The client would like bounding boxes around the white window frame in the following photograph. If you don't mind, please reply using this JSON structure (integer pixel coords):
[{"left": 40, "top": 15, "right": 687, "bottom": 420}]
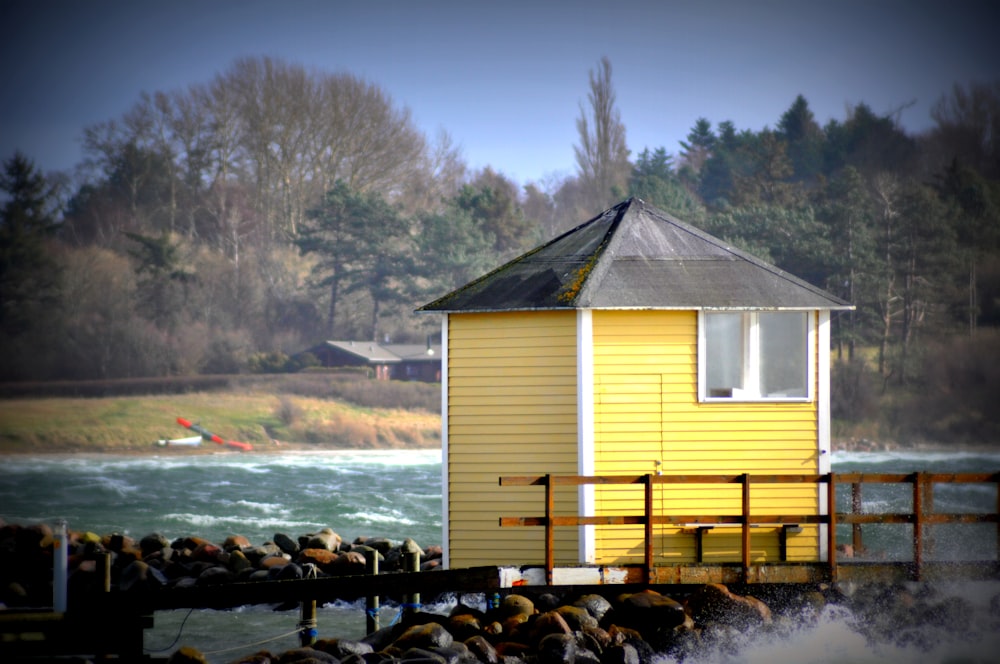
[{"left": 698, "top": 310, "right": 815, "bottom": 403}]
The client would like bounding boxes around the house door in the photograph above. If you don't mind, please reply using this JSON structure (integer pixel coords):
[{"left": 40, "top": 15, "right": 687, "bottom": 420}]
[{"left": 592, "top": 373, "right": 669, "bottom": 565}]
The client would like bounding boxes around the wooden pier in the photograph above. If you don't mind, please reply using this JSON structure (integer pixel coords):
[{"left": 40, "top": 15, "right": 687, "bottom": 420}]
[{"left": 2, "top": 471, "right": 998, "bottom": 661}]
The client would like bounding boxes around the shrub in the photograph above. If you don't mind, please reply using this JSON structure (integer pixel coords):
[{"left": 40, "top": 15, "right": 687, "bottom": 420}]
[
  {"left": 831, "top": 358, "right": 878, "bottom": 421},
  {"left": 899, "top": 331, "right": 1000, "bottom": 444},
  {"left": 247, "top": 351, "right": 291, "bottom": 374},
  {"left": 275, "top": 396, "right": 303, "bottom": 426}
]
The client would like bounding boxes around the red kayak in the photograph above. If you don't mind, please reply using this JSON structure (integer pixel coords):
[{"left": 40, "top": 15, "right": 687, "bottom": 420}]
[{"left": 176, "top": 417, "right": 253, "bottom": 451}]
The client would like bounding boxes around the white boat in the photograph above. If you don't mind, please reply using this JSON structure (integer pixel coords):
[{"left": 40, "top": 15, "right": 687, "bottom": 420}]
[{"left": 154, "top": 435, "right": 203, "bottom": 447}]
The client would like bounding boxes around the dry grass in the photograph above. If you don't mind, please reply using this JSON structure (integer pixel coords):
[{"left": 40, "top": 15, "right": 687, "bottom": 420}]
[{"left": 0, "top": 389, "right": 440, "bottom": 454}]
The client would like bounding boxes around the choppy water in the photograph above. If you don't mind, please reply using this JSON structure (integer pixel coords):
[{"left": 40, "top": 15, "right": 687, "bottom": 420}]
[
  {"left": 2, "top": 448, "right": 999, "bottom": 663},
  {"left": 0, "top": 449, "right": 443, "bottom": 547}
]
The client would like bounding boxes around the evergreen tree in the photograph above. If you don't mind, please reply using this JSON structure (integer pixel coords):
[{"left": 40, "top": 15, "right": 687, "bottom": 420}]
[
  {"left": 933, "top": 159, "right": 1000, "bottom": 331},
  {"left": 123, "top": 231, "right": 193, "bottom": 335},
  {"left": 0, "top": 152, "right": 61, "bottom": 335},
  {"left": 298, "top": 182, "right": 409, "bottom": 340},
  {"left": 777, "top": 94, "right": 825, "bottom": 181},
  {"left": 452, "top": 169, "right": 537, "bottom": 257},
  {"left": 628, "top": 147, "right": 706, "bottom": 224},
  {"left": 817, "top": 166, "right": 878, "bottom": 358},
  {"left": 678, "top": 118, "right": 716, "bottom": 185}
]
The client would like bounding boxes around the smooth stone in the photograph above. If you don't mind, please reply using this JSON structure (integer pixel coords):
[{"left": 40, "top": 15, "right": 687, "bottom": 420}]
[
  {"left": 274, "top": 532, "right": 300, "bottom": 556},
  {"left": 392, "top": 622, "right": 454, "bottom": 652},
  {"left": 684, "top": 583, "right": 772, "bottom": 629},
  {"left": 140, "top": 532, "right": 170, "bottom": 558}
]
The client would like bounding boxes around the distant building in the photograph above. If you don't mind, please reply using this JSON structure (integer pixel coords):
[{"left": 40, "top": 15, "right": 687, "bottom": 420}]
[{"left": 304, "top": 340, "right": 441, "bottom": 382}]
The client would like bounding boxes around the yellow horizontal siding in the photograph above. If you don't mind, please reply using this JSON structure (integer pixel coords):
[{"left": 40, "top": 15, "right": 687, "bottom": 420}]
[
  {"left": 590, "top": 310, "right": 821, "bottom": 564},
  {"left": 446, "top": 311, "right": 579, "bottom": 569}
]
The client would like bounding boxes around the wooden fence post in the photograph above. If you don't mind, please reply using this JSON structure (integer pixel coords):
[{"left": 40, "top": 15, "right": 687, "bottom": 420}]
[
  {"left": 545, "top": 474, "right": 554, "bottom": 585},
  {"left": 644, "top": 474, "right": 654, "bottom": 583},
  {"left": 827, "top": 472, "right": 838, "bottom": 582},
  {"left": 741, "top": 473, "right": 751, "bottom": 583},
  {"left": 912, "top": 472, "right": 924, "bottom": 581},
  {"left": 851, "top": 482, "right": 863, "bottom": 554}
]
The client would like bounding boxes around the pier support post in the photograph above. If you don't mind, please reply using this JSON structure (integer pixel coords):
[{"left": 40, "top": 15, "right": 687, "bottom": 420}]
[
  {"left": 299, "top": 600, "right": 317, "bottom": 647},
  {"left": 101, "top": 552, "right": 111, "bottom": 593},
  {"left": 365, "top": 549, "right": 380, "bottom": 634},
  {"left": 53, "top": 520, "right": 67, "bottom": 613},
  {"left": 402, "top": 539, "right": 422, "bottom": 620}
]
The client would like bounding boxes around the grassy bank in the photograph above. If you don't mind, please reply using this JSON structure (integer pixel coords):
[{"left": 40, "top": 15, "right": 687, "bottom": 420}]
[{"left": 0, "top": 375, "right": 441, "bottom": 454}]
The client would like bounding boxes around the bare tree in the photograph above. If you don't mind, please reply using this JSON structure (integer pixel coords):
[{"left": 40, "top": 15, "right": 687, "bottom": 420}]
[
  {"left": 211, "top": 57, "right": 428, "bottom": 240},
  {"left": 574, "top": 56, "right": 630, "bottom": 212},
  {"left": 930, "top": 80, "right": 1000, "bottom": 178},
  {"left": 872, "top": 173, "right": 901, "bottom": 380}
]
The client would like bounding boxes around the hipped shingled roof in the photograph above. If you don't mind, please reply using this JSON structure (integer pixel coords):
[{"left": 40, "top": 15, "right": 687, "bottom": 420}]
[{"left": 418, "top": 198, "right": 852, "bottom": 313}]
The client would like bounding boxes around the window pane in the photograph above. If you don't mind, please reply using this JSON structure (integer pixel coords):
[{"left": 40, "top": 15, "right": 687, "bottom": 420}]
[
  {"left": 705, "top": 313, "right": 744, "bottom": 397},
  {"left": 759, "top": 313, "right": 807, "bottom": 397}
]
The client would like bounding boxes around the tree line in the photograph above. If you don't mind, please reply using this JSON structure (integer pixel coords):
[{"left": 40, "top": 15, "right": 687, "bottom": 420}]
[{"left": 2, "top": 56, "right": 999, "bottom": 440}]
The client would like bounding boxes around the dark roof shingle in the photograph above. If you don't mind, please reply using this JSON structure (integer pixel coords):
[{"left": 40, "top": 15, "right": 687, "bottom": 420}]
[{"left": 418, "top": 198, "right": 852, "bottom": 313}]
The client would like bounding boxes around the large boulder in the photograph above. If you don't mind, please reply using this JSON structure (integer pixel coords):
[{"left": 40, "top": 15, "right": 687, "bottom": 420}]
[
  {"left": 301, "top": 528, "right": 341, "bottom": 552},
  {"left": 191, "top": 542, "right": 223, "bottom": 564},
  {"left": 555, "top": 604, "right": 599, "bottom": 631},
  {"left": 223, "top": 535, "right": 251, "bottom": 551},
  {"left": 463, "top": 635, "right": 498, "bottom": 664},
  {"left": 528, "top": 610, "right": 574, "bottom": 647},
  {"left": 313, "top": 637, "right": 373, "bottom": 659},
  {"left": 120, "top": 560, "right": 168, "bottom": 591},
  {"left": 274, "top": 646, "right": 338, "bottom": 662},
  {"left": 327, "top": 550, "right": 366, "bottom": 576},
  {"left": 227, "top": 549, "right": 252, "bottom": 574},
  {"left": 355, "top": 536, "right": 395, "bottom": 554},
  {"left": 298, "top": 548, "right": 338, "bottom": 573},
  {"left": 573, "top": 594, "right": 613, "bottom": 622},
  {"left": 274, "top": 533, "right": 300, "bottom": 556},
  {"left": 536, "top": 633, "right": 577, "bottom": 664},
  {"left": 391, "top": 621, "right": 454, "bottom": 652},
  {"left": 196, "top": 565, "right": 235, "bottom": 585},
  {"left": 611, "top": 589, "right": 686, "bottom": 631},
  {"left": 139, "top": 533, "right": 170, "bottom": 558},
  {"left": 684, "top": 583, "right": 772, "bottom": 630},
  {"left": 498, "top": 594, "right": 535, "bottom": 620}
]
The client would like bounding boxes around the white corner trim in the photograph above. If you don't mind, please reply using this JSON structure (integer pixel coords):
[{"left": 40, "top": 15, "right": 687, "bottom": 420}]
[
  {"left": 440, "top": 315, "right": 450, "bottom": 569},
  {"left": 577, "top": 309, "right": 595, "bottom": 564},
  {"left": 817, "top": 310, "right": 831, "bottom": 561}
]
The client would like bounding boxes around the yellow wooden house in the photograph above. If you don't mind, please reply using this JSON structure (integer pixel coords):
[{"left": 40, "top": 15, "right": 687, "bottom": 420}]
[{"left": 418, "top": 198, "right": 852, "bottom": 571}]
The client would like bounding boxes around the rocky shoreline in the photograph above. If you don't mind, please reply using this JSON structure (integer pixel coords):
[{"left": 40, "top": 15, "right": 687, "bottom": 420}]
[{"left": 3, "top": 522, "right": 998, "bottom": 664}]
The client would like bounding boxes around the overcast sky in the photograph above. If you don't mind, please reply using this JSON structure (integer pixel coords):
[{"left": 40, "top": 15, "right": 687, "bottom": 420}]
[{"left": 1, "top": 0, "right": 997, "bottom": 186}]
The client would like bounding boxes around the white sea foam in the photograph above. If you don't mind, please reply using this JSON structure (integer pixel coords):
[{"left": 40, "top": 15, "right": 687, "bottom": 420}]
[
  {"left": 81, "top": 475, "right": 139, "bottom": 496},
  {"left": 232, "top": 500, "right": 287, "bottom": 513},
  {"left": 347, "top": 510, "right": 417, "bottom": 526},
  {"left": 832, "top": 449, "right": 1000, "bottom": 466},
  {"left": 258, "top": 449, "right": 442, "bottom": 469},
  {"left": 161, "top": 512, "right": 323, "bottom": 533}
]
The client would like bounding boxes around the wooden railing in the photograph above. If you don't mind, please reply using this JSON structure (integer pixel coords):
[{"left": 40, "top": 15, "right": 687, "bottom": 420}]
[{"left": 499, "top": 472, "right": 1000, "bottom": 584}]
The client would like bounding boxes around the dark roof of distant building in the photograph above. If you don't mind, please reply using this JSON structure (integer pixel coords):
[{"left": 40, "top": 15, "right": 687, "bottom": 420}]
[
  {"left": 418, "top": 197, "right": 852, "bottom": 313},
  {"left": 313, "top": 341, "right": 441, "bottom": 363}
]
